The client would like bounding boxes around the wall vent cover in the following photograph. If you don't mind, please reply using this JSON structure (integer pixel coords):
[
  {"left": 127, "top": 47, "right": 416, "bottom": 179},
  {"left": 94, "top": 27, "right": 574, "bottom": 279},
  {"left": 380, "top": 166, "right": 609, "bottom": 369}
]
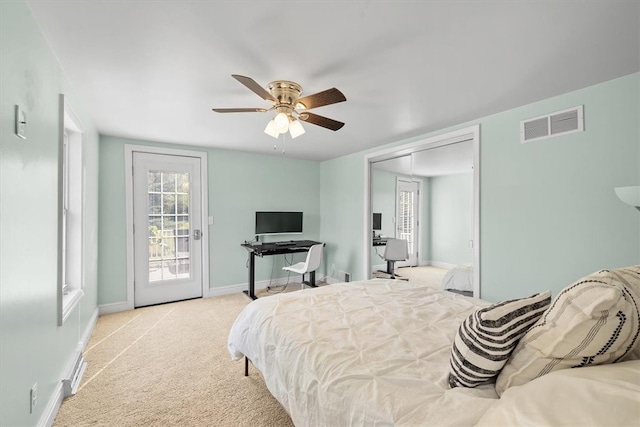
[{"left": 520, "top": 105, "right": 584, "bottom": 143}]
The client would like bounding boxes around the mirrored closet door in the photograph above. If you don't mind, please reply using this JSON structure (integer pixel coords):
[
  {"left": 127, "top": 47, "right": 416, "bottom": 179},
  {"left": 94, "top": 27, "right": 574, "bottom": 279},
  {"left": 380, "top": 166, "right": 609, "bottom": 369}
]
[{"left": 367, "top": 127, "right": 479, "bottom": 297}]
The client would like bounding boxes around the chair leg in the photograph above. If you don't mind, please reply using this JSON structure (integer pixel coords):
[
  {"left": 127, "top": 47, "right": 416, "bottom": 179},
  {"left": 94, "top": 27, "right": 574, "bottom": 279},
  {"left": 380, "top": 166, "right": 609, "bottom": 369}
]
[
  {"left": 244, "top": 356, "right": 249, "bottom": 377},
  {"left": 301, "top": 273, "right": 305, "bottom": 290}
]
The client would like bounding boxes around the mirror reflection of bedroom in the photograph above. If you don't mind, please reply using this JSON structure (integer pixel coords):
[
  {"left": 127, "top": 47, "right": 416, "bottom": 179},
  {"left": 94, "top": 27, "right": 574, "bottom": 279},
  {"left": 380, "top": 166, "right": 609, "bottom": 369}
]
[{"left": 371, "top": 140, "right": 476, "bottom": 296}]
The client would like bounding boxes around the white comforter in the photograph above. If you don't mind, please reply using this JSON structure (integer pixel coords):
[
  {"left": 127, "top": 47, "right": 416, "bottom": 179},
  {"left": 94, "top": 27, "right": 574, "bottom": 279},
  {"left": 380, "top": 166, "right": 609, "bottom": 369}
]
[
  {"left": 228, "top": 280, "right": 499, "bottom": 426},
  {"left": 442, "top": 264, "right": 473, "bottom": 292}
]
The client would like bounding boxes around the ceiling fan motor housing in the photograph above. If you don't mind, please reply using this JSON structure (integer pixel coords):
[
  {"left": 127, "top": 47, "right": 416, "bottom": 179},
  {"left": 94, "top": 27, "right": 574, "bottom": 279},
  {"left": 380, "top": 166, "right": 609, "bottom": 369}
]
[{"left": 268, "top": 81, "right": 304, "bottom": 110}]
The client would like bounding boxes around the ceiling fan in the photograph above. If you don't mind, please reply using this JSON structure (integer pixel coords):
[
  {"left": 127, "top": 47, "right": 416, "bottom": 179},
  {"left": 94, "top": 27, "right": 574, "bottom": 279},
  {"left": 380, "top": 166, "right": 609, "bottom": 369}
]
[{"left": 212, "top": 75, "right": 346, "bottom": 139}]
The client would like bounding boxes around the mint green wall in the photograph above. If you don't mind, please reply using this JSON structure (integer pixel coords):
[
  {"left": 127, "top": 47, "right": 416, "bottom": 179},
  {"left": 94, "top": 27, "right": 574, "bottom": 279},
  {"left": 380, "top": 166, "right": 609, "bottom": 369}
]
[
  {"left": 0, "top": 2, "right": 100, "bottom": 425},
  {"left": 480, "top": 73, "right": 639, "bottom": 301},
  {"left": 320, "top": 73, "right": 639, "bottom": 302},
  {"left": 429, "top": 173, "right": 473, "bottom": 265},
  {"left": 318, "top": 153, "right": 364, "bottom": 279},
  {"left": 98, "top": 136, "right": 321, "bottom": 305}
]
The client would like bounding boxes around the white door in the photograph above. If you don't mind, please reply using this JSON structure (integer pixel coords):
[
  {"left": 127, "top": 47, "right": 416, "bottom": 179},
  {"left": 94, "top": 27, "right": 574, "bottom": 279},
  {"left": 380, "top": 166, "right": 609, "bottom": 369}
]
[
  {"left": 133, "top": 152, "right": 203, "bottom": 307},
  {"left": 396, "top": 179, "right": 419, "bottom": 267}
]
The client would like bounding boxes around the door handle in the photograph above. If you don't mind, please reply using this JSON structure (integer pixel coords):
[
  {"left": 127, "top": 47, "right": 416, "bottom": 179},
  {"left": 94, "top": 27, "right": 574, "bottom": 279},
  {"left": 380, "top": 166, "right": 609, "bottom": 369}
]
[{"left": 193, "top": 229, "right": 202, "bottom": 240}]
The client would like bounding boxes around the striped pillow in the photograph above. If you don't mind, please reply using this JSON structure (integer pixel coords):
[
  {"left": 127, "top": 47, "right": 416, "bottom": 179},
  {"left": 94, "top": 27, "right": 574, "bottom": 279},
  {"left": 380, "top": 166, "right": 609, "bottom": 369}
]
[{"left": 449, "top": 291, "right": 551, "bottom": 388}]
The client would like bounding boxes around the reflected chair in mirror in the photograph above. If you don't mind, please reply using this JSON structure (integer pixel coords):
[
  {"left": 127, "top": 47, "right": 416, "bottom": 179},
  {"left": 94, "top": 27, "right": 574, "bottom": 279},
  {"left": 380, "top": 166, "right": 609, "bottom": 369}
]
[
  {"left": 282, "top": 244, "right": 324, "bottom": 290},
  {"left": 381, "top": 238, "right": 408, "bottom": 279}
]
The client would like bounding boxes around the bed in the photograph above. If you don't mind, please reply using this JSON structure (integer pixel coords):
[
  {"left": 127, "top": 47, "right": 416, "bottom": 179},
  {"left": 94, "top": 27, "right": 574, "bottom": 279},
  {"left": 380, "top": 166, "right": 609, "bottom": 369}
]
[
  {"left": 441, "top": 263, "right": 473, "bottom": 293},
  {"left": 228, "top": 266, "right": 640, "bottom": 426}
]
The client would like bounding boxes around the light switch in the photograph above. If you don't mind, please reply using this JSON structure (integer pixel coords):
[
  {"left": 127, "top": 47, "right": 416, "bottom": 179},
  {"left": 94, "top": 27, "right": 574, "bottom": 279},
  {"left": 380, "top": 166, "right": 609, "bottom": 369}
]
[
  {"left": 15, "top": 105, "right": 26, "bottom": 139},
  {"left": 208, "top": 216, "right": 214, "bottom": 225}
]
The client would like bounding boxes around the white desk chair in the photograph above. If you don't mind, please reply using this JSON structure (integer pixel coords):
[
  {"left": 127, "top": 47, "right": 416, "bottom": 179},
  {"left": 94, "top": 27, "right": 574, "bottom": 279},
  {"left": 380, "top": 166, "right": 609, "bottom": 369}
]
[
  {"left": 382, "top": 238, "right": 408, "bottom": 279},
  {"left": 282, "top": 244, "right": 324, "bottom": 290}
]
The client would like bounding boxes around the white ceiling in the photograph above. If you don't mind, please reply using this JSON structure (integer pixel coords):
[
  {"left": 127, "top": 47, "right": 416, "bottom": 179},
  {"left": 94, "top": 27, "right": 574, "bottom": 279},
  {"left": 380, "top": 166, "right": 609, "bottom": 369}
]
[{"left": 26, "top": 1, "right": 639, "bottom": 162}]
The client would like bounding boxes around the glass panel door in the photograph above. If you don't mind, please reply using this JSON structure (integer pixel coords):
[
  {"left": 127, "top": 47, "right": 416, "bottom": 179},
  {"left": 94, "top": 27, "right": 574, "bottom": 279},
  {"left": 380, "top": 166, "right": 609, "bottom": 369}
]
[{"left": 133, "top": 152, "right": 202, "bottom": 307}]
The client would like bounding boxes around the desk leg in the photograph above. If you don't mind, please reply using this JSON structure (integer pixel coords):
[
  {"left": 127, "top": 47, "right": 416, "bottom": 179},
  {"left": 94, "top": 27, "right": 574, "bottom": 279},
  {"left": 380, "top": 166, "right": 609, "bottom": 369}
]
[{"left": 243, "top": 252, "right": 257, "bottom": 300}]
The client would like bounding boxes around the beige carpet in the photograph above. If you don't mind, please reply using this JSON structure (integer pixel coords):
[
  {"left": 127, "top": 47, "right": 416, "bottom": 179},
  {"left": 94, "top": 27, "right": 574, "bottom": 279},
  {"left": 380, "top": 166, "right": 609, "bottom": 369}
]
[
  {"left": 54, "top": 294, "right": 293, "bottom": 427},
  {"left": 54, "top": 270, "right": 446, "bottom": 426},
  {"left": 373, "top": 265, "right": 448, "bottom": 289}
]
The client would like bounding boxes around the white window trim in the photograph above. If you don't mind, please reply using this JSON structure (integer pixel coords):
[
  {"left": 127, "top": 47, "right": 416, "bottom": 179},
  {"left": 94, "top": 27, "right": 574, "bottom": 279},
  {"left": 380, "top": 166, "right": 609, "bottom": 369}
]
[{"left": 58, "top": 94, "right": 85, "bottom": 325}]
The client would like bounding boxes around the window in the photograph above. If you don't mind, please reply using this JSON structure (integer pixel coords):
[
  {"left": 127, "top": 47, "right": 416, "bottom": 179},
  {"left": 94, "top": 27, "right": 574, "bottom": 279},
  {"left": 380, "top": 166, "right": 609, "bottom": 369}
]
[{"left": 58, "top": 95, "right": 85, "bottom": 325}]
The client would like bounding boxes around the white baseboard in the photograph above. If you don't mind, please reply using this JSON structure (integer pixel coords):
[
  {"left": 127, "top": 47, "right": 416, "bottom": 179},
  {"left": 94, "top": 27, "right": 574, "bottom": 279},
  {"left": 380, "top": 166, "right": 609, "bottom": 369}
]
[
  {"left": 40, "top": 306, "right": 98, "bottom": 426},
  {"left": 372, "top": 263, "right": 386, "bottom": 271},
  {"left": 98, "top": 301, "right": 132, "bottom": 315},
  {"left": 323, "top": 276, "right": 341, "bottom": 285},
  {"left": 206, "top": 278, "right": 279, "bottom": 297},
  {"left": 207, "top": 283, "right": 249, "bottom": 297},
  {"left": 372, "top": 261, "right": 455, "bottom": 273},
  {"left": 207, "top": 275, "right": 333, "bottom": 297},
  {"left": 80, "top": 308, "right": 99, "bottom": 350},
  {"left": 99, "top": 275, "right": 336, "bottom": 309},
  {"left": 39, "top": 381, "right": 63, "bottom": 427},
  {"left": 428, "top": 261, "right": 457, "bottom": 269}
]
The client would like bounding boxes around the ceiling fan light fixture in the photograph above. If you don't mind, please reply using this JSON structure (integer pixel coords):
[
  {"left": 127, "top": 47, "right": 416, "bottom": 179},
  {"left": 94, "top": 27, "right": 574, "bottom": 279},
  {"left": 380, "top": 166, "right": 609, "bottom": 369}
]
[
  {"left": 289, "top": 119, "right": 305, "bottom": 139},
  {"left": 264, "top": 119, "right": 279, "bottom": 138},
  {"left": 274, "top": 112, "right": 290, "bottom": 133}
]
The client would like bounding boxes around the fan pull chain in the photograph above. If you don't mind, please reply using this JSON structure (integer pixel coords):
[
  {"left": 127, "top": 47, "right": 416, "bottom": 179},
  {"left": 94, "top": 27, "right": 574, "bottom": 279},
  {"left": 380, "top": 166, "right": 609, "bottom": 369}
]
[{"left": 282, "top": 133, "right": 287, "bottom": 155}]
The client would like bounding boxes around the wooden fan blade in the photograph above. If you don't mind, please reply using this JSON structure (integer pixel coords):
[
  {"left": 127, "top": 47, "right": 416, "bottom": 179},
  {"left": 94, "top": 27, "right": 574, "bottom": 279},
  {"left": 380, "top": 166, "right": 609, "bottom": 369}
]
[
  {"left": 299, "top": 112, "right": 345, "bottom": 131},
  {"left": 296, "top": 88, "right": 346, "bottom": 110},
  {"left": 232, "top": 75, "right": 277, "bottom": 103},
  {"left": 212, "top": 108, "right": 269, "bottom": 113}
]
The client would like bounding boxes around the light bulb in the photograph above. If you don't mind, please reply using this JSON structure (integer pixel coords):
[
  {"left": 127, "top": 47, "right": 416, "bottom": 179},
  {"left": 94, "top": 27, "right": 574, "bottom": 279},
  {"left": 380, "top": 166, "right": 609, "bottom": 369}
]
[
  {"left": 274, "top": 112, "right": 289, "bottom": 133},
  {"left": 264, "top": 119, "right": 279, "bottom": 138},
  {"left": 289, "top": 119, "right": 305, "bottom": 139}
]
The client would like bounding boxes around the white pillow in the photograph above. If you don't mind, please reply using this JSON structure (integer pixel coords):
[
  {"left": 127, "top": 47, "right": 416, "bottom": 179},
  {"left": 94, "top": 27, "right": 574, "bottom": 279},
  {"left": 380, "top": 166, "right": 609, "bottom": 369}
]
[
  {"left": 476, "top": 360, "right": 640, "bottom": 427},
  {"left": 495, "top": 267, "right": 640, "bottom": 395},
  {"left": 617, "top": 266, "right": 640, "bottom": 360}
]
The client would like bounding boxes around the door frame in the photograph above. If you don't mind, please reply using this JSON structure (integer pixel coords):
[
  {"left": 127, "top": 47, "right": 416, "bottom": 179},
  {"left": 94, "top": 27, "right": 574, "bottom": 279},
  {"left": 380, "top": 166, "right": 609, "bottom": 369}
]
[
  {"left": 363, "top": 125, "right": 480, "bottom": 298},
  {"left": 124, "top": 144, "right": 210, "bottom": 310}
]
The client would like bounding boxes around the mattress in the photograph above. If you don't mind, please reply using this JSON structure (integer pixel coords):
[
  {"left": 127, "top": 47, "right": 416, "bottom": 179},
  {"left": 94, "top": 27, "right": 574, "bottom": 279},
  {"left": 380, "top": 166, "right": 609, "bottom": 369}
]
[
  {"left": 442, "top": 263, "right": 473, "bottom": 292},
  {"left": 228, "top": 279, "right": 499, "bottom": 426}
]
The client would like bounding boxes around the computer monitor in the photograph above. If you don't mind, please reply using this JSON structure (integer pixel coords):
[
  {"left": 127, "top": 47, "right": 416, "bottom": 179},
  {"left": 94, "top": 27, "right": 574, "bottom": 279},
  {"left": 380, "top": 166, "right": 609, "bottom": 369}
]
[
  {"left": 255, "top": 211, "right": 303, "bottom": 236},
  {"left": 372, "top": 213, "right": 382, "bottom": 231}
]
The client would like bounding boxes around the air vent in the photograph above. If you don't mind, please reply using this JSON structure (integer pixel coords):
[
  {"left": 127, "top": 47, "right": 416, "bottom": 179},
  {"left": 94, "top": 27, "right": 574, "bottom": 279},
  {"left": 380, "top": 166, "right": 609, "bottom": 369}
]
[{"left": 520, "top": 105, "right": 583, "bottom": 143}]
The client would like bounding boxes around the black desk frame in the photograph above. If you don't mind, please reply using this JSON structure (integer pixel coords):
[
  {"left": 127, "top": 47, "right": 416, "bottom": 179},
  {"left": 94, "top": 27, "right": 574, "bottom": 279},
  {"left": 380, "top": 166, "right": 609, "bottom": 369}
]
[{"left": 241, "top": 240, "right": 322, "bottom": 300}]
